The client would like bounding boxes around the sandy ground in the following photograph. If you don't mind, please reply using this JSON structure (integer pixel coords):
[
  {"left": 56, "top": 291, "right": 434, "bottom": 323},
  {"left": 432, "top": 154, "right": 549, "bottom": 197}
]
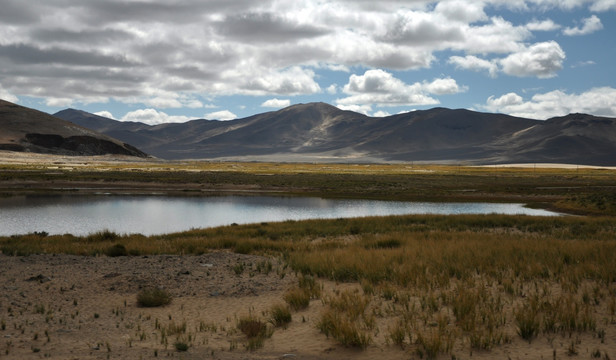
[{"left": 1, "top": 253, "right": 615, "bottom": 360}]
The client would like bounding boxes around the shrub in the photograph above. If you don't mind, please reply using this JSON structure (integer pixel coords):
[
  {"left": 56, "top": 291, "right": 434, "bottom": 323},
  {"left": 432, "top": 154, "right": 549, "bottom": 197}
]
[
  {"left": 174, "top": 342, "right": 188, "bottom": 351},
  {"left": 238, "top": 315, "right": 268, "bottom": 338},
  {"left": 284, "top": 287, "right": 310, "bottom": 311},
  {"left": 137, "top": 287, "right": 172, "bottom": 307},
  {"left": 86, "top": 230, "right": 119, "bottom": 242},
  {"left": 105, "top": 243, "right": 128, "bottom": 257},
  {"left": 269, "top": 304, "right": 292, "bottom": 328},
  {"left": 317, "top": 291, "right": 373, "bottom": 349},
  {"left": 515, "top": 303, "right": 539, "bottom": 342},
  {"left": 237, "top": 314, "right": 272, "bottom": 350}
]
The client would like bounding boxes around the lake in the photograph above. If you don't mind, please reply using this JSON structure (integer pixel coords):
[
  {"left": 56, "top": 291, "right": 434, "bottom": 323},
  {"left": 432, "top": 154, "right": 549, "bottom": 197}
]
[{"left": 0, "top": 195, "right": 560, "bottom": 236}]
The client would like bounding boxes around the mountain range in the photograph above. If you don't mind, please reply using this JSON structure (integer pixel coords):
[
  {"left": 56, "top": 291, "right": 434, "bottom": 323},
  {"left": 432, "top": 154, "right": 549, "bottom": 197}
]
[
  {"left": 1, "top": 99, "right": 614, "bottom": 165},
  {"left": 54, "top": 102, "right": 616, "bottom": 165},
  {"left": 0, "top": 100, "right": 147, "bottom": 157}
]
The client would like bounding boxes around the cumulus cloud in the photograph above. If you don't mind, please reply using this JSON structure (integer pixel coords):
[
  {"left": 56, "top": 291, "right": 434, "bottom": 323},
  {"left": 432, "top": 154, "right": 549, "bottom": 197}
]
[
  {"left": 590, "top": 0, "right": 616, "bottom": 11},
  {"left": 0, "top": 0, "right": 606, "bottom": 113},
  {"left": 500, "top": 41, "right": 565, "bottom": 78},
  {"left": 336, "top": 69, "right": 464, "bottom": 108},
  {"left": 372, "top": 110, "right": 391, "bottom": 117},
  {"left": 121, "top": 109, "right": 193, "bottom": 125},
  {"left": 204, "top": 110, "right": 237, "bottom": 121},
  {"left": 484, "top": 87, "right": 616, "bottom": 119},
  {"left": 449, "top": 55, "right": 499, "bottom": 77},
  {"left": 563, "top": 15, "right": 603, "bottom": 36},
  {"left": 526, "top": 19, "right": 561, "bottom": 31},
  {"left": 94, "top": 110, "right": 116, "bottom": 120},
  {"left": 0, "top": 85, "right": 18, "bottom": 103},
  {"left": 232, "top": 66, "right": 321, "bottom": 96},
  {"left": 45, "top": 97, "right": 74, "bottom": 107},
  {"left": 261, "top": 98, "right": 291, "bottom": 108},
  {"left": 335, "top": 103, "right": 373, "bottom": 115}
]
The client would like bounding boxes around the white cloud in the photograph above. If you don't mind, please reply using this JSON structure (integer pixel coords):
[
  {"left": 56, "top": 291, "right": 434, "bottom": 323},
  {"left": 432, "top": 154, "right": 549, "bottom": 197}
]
[
  {"left": 526, "top": 19, "right": 561, "bottom": 31},
  {"left": 121, "top": 109, "right": 193, "bottom": 125},
  {"left": 449, "top": 55, "right": 499, "bottom": 77},
  {"left": 45, "top": 97, "right": 74, "bottom": 107},
  {"left": 204, "top": 110, "right": 237, "bottom": 121},
  {"left": 337, "top": 69, "right": 464, "bottom": 108},
  {"left": 590, "top": 0, "right": 616, "bottom": 11},
  {"left": 0, "top": 0, "right": 609, "bottom": 114},
  {"left": 94, "top": 110, "right": 116, "bottom": 120},
  {"left": 183, "top": 99, "right": 204, "bottom": 109},
  {"left": 144, "top": 96, "right": 183, "bottom": 108},
  {"left": 571, "top": 60, "right": 596, "bottom": 68},
  {"left": 0, "top": 85, "right": 18, "bottom": 103},
  {"left": 372, "top": 110, "right": 391, "bottom": 117},
  {"left": 484, "top": 87, "right": 616, "bottom": 119},
  {"left": 457, "top": 16, "right": 530, "bottom": 54},
  {"left": 435, "top": 0, "right": 487, "bottom": 23},
  {"left": 261, "top": 98, "right": 291, "bottom": 108},
  {"left": 500, "top": 41, "right": 565, "bottom": 78},
  {"left": 335, "top": 104, "right": 373, "bottom": 115},
  {"left": 486, "top": 92, "right": 524, "bottom": 107},
  {"left": 423, "top": 77, "right": 467, "bottom": 95},
  {"left": 230, "top": 66, "right": 321, "bottom": 96},
  {"left": 563, "top": 15, "right": 603, "bottom": 36}
]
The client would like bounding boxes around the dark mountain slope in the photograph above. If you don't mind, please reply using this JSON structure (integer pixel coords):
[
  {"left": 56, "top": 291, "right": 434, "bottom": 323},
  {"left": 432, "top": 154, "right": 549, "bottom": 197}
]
[
  {"left": 491, "top": 113, "right": 616, "bottom": 165},
  {"left": 0, "top": 100, "right": 147, "bottom": 157}
]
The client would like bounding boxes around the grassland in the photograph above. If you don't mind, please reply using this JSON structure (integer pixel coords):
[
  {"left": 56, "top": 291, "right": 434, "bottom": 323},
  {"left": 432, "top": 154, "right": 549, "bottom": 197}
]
[{"left": 1, "top": 159, "right": 616, "bottom": 358}]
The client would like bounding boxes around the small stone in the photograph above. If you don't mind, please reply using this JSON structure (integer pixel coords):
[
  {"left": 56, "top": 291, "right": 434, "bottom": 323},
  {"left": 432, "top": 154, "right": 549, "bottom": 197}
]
[{"left": 26, "top": 274, "right": 51, "bottom": 283}]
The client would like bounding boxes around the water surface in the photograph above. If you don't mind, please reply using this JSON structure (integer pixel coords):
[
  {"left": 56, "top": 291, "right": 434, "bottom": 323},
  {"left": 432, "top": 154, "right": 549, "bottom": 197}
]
[{"left": 0, "top": 195, "right": 559, "bottom": 236}]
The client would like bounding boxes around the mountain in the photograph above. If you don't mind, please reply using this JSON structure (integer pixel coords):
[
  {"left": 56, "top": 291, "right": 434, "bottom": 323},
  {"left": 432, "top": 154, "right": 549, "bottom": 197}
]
[
  {"left": 55, "top": 102, "right": 616, "bottom": 165},
  {"left": 0, "top": 100, "right": 148, "bottom": 157}
]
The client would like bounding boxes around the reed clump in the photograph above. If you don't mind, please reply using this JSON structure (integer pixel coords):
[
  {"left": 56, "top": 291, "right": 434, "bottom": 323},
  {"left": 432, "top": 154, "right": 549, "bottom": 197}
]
[{"left": 317, "top": 290, "right": 374, "bottom": 349}]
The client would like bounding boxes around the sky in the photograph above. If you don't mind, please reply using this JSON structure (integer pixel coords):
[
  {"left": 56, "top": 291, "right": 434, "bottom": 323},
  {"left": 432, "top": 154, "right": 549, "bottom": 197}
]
[{"left": 0, "top": 0, "right": 615, "bottom": 125}]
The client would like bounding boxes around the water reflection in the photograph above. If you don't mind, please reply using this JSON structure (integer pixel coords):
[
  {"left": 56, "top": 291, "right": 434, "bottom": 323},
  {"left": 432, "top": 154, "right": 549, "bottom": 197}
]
[{"left": 0, "top": 195, "right": 559, "bottom": 236}]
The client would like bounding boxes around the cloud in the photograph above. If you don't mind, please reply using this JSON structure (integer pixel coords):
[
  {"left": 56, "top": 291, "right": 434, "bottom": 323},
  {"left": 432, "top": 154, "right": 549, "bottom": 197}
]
[
  {"left": 214, "top": 12, "right": 328, "bottom": 43},
  {"left": 500, "top": 41, "right": 565, "bottom": 78},
  {"left": 121, "top": 109, "right": 193, "bottom": 125},
  {"left": 45, "top": 97, "right": 74, "bottom": 107},
  {"left": 94, "top": 110, "right": 116, "bottom": 120},
  {"left": 525, "top": 19, "right": 561, "bottom": 31},
  {"left": 590, "top": 0, "right": 616, "bottom": 11},
  {"left": 449, "top": 55, "right": 499, "bottom": 77},
  {"left": 0, "top": 85, "right": 18, "bottom": 103},
  {"left": 336, "top": 69, "right": 464, "bottom": 108},
  {"left": 261, "top": 98, "right": 291, "bottom": 108},
  {"left": 372, "top": 110, "right": 391, "bottom": 117},
  {"left": 563, "top": 15, "right": 603, "bottom": 36},
  {"left": 204, "top": 110, "right": 237, "bottom": 121},
  {"left": 335, "top": 104, "right": 373, "bottom": 115},
  {"left": 484, "top": 87, "right": 616, "bottom": 119},
  {"left": 326, "top": 84, "right": 338, "bottom": 94},
  {"left": 0, "top": 0, "right": 608, "bottom": 112},
  {"left": 232, "top": 66, "right": 321, "bottom": 96}
]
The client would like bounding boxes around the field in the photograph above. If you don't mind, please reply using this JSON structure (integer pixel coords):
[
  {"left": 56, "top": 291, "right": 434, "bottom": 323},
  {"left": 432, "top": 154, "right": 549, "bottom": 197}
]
[{"left": 1, "top": 155, "right": 616, "bottom": 359}]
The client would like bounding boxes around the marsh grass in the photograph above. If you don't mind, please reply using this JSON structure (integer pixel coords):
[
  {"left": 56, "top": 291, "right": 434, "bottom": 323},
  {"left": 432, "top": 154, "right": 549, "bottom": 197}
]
[
  {"left": 268, "top": 304, "right": 292, "bottom": 328},
  {"left": 237, "top": 314, "right": 272, "bottom": 351},
  {"left": 317, "top": 290, "right": 374, "bottom": 349}
]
